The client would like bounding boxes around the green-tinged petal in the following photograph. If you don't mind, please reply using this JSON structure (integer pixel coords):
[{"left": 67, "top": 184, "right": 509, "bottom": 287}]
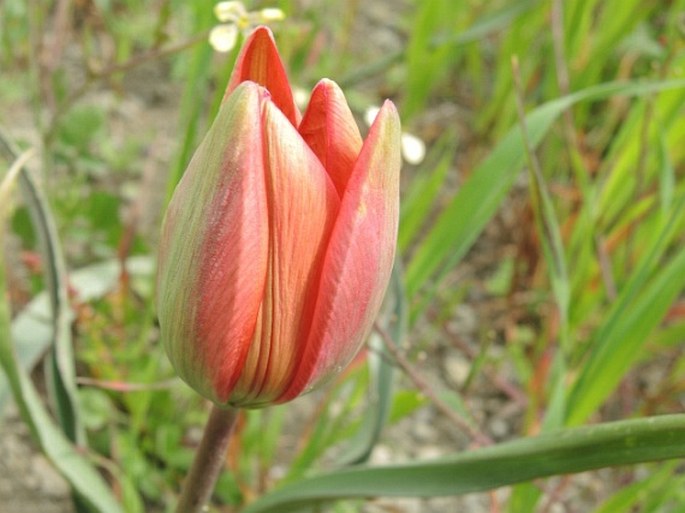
[
  {"left": 157, "top": 83, "right": 269, "bottom": 404},
  {"left": 224, "top": 26, "right": 300, "bottom": 126},
  {"left": 298, "top": 79, "right": 363, "bottom": 196},
  {"left": 231, "top": 99, "right": 340, "bottom": 407},
  {"left": 281, "top": 100, "right": 401, "bottom": 402}
]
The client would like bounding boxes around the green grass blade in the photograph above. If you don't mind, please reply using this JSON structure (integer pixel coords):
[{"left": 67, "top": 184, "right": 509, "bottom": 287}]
[
  {"left": 338, "top": 262, "right": 406, "bottom": 465},
  {"left": 403, "top": 0, "right": 461, "bottom": 120},
  {"left": 592, "top": 462, "right": 679, "bottom": 513},
  {"left": 398, "top": 137, "right": 453, "bottom": 251},
  {"left": 568, "top": 196, "right": 685, "bottom": 425},
  {"left": 405, "top": 79, "right": 685, "bottom": 317},
  {"left": 0, "top": 155, "right": 123, "bottom": 513},
  {"left": 166, "top": 4, "right": 216, "bottom": 198},
  {"left": 1, "top": 256, "right": 154, "bottom": 417},
  {"left": 0, "top": 126, "right": 82, "bottom": 443},
  {"left": 338, "top": 0, "right": 536, "bottom": 90},
  {"left": 242, "top": 414, "right": 685, "bottom": 513}
]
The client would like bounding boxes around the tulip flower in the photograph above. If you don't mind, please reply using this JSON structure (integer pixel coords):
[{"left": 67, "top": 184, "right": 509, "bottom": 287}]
[{"left": 157, "top": 26, "right": 401, "bottom": 408}]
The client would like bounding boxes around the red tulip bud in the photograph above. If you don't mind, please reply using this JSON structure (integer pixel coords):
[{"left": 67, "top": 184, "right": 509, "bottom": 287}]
[{"left": 157, "top": 26, "right": 401, "bottom": 407}]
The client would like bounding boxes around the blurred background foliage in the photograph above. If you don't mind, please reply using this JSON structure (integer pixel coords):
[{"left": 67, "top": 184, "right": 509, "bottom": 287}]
[{"left": 1, "top": 0, "right": 685, "bottom": 512}]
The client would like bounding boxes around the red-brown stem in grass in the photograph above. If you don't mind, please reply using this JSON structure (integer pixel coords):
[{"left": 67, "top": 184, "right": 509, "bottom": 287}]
[
  {"left": 443, "top": 321, "right": 528, "bottom": 407},
  {"left": 550, "top": 0, "right": 576, "bottom": 150},
  {"left": 595, "top": 234, "right": 618, "bottom": 300},
  {"left": 488, "top": 490, "right": 502, "bottom": 513},
  {"left": 551, "top": 0, "right": 620, "bottom": 300},
  {"left": 539, "top": 474, "right": 571, "bottom": 513},
  {"left": 625, "top": 48, "right": 674, "bottom": 273},
  {"left": 175, "top": 405, "right": 239, "bottom": 513},
  {"left": 374, "top": 322, "right": 492, "bottom": 447}
]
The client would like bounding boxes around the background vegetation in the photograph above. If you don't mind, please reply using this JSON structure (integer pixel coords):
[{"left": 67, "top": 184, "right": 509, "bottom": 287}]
[{"left": 1, "top": 0, "right": 685, "bottom": 512}]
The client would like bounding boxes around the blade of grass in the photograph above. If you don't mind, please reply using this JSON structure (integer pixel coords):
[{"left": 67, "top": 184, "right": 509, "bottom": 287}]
[
  {"left": 338, "top": 0, "right": 537, "bottom": 89},
  {"left": 597, "top": 89, "right": 685, "bottom": 229},
  {"left": 592, "top": 462, "right": 679, "bottom": 513},
  {"left": 512, "top": 56, "right": 571, "bottom": 431},
  {"left": 568, "top": 193, "right": 685, "bottom": 425},
  {"left": 0, "top": 151, "right": 123, "bottom": 513},
  {"left": 398, "top": 134, "right": 454, "bottom": 252},
  {"left": 165, "top": 4, "right": 217, "bottom": 198},
  {"left": 512, "top": 56, "right": 570, "bottom": 345},
  {"left": 405, "top": 78, "right": 685, "bottom": 323},
  {"left": 338, "top": 262, "right": 405, "bottom": 465},
  {"left": 1, "top": 256, "right": 153, "bottom": 417},
  {"left": 0, "top": 126, "right": 82, "bottom": 443},
  {"left": 402, "top": 0, "right": 462, "bottom": 120},
  {"left": 242, "top": 414, "right": 685, "bottom": 513}
]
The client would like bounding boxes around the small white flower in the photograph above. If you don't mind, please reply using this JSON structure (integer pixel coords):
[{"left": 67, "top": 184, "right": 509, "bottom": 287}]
[
  {"left": 209, "top": 24, "right": 239, "bottom": 53},
  {"left": 364, "top": 106, "right": 381, "bottom": 127},
  {"left": 214, "top": 1, "right": 247, "bottom": 23},
  {"left": 259, "top": 8, "right": 286, "bottom": 22},
  {"left": 209, "top": 1, "right": 286, "bottom": 53},
  {"left": 401, "top": 132, "right": 426, "bottom": 165}
]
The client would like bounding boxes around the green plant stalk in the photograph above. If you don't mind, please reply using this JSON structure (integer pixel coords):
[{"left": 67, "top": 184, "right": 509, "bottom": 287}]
[{"left": 176, "top": 405, "right": 239, "bottom": 513}]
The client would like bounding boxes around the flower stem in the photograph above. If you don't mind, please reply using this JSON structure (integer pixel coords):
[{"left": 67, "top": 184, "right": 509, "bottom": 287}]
[{"left": 176, "top": 405, "right": 239, "bottom": 513}]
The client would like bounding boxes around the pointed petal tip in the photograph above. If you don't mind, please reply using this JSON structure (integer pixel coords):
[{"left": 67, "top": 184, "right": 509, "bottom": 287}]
[
  {"left": 374, "top": 100, "right": 400, "bottom": 128},
  {"left": 230, "top": 79, "right": 260, "bottom": 95},
  {"left": 225, "top": 25, "right": 299, "bottom": 125},
  {"left": 307, "top": 79, "right": 348, "bottom": 109},
  {"left": 251, "top": 24, "right": 275, "bottom": 38},
  {"left": 245, "top": 25, "right": 277, "bottom": 48},
  {"left": 365, "top": 99, "right": 401, "bottom": 163},
  {"left": 299, "top": 78, "right": 362, "bottom": 195},
  {"left": 311, "top": 77, "right": 339, "bottom": 92}
]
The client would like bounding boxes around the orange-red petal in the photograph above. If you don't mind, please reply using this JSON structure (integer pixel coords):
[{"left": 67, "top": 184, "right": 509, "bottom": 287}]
[
  {"left": 298, "top": 79, "right": 363, "bottom": 196},
  {"left": 280, "top": 100, "right": 401, "bottom": 402},
  {"left": 158, "top": 83, "right": 269, "bottom": 404},
  {"left": 224, "top": 26, "right": 300, "bottom": 126},
  {"left": 230, "top": 97, "right": 340, "bottom": 406}
]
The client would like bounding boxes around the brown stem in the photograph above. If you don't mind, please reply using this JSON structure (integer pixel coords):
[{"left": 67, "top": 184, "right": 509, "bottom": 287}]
[
  {"left": 45, "top": 31, "right": 208, "bottom": 143},
  {"left": 374, "top": 323, "right": 492, "bottom": 447},
  {"left": 176, "top": 405, "right": 239, "bottom": 513}
]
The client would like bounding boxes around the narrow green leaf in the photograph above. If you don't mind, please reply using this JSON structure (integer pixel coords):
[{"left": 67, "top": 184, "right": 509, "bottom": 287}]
[
  {"left": 0, "top": 160, "right": 123, "bottom": 513},
  {"left": 592, "top": 462, "right": 678, "bottom": 513},
  {"left": 399, "top": 138, "right": 453, "bottom": 251},
  {"left": 0, "top": 126, "right": 82, "bottom": 442},
  {"left": 403, "top": 0, "right": 460, "bottom": 119},
  {"left": 406, "top": 79, "right": 685, "bottom": 319},
  {"left": 243, "top": 414, "right": 685, "bottom": 513},
  {"left": 338, "top": 0, "right": 537, "bottom": 89},
  {"left": 338, "top": 262, "right": 406, "bottom": 465},
  {"left": 508, "top": 482, "right": 542, "bottom": 513},
  {"left": 166, "top": 3, "right": 216, "bottom": 197},
  {"left": 1, "top": 256, "right": 154, "bottom": 417},
  {"left": 521, "top": 127, "right": 570, "bottom": 345},
  {"left": 658, "top": 130, "right": 675, "bottom": 214},
  {"left": 568, "top": 200, "right": 685, "bottom": 424}
]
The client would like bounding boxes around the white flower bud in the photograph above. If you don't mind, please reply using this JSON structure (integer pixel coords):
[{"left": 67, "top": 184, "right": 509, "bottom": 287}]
[{"left": 209, "top": 24, "right": 239, "bottom": 52}]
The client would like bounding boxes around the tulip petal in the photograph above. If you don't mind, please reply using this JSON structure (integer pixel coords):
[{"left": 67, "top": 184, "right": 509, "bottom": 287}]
[
  {"left": 224, "top": 26, "right": 300, "bottom": 126},
  {"left": 230, "top": 98, "right": 340, "bottom": 406},
  {"left": 280, "top": 100, "right": 401, "bottom": 402},
  {"left": 298, "top": 79, "right": 363, "bottom": 196},
  {"left": 158, "top": 83, "right": 269, "bottom": 404}
]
